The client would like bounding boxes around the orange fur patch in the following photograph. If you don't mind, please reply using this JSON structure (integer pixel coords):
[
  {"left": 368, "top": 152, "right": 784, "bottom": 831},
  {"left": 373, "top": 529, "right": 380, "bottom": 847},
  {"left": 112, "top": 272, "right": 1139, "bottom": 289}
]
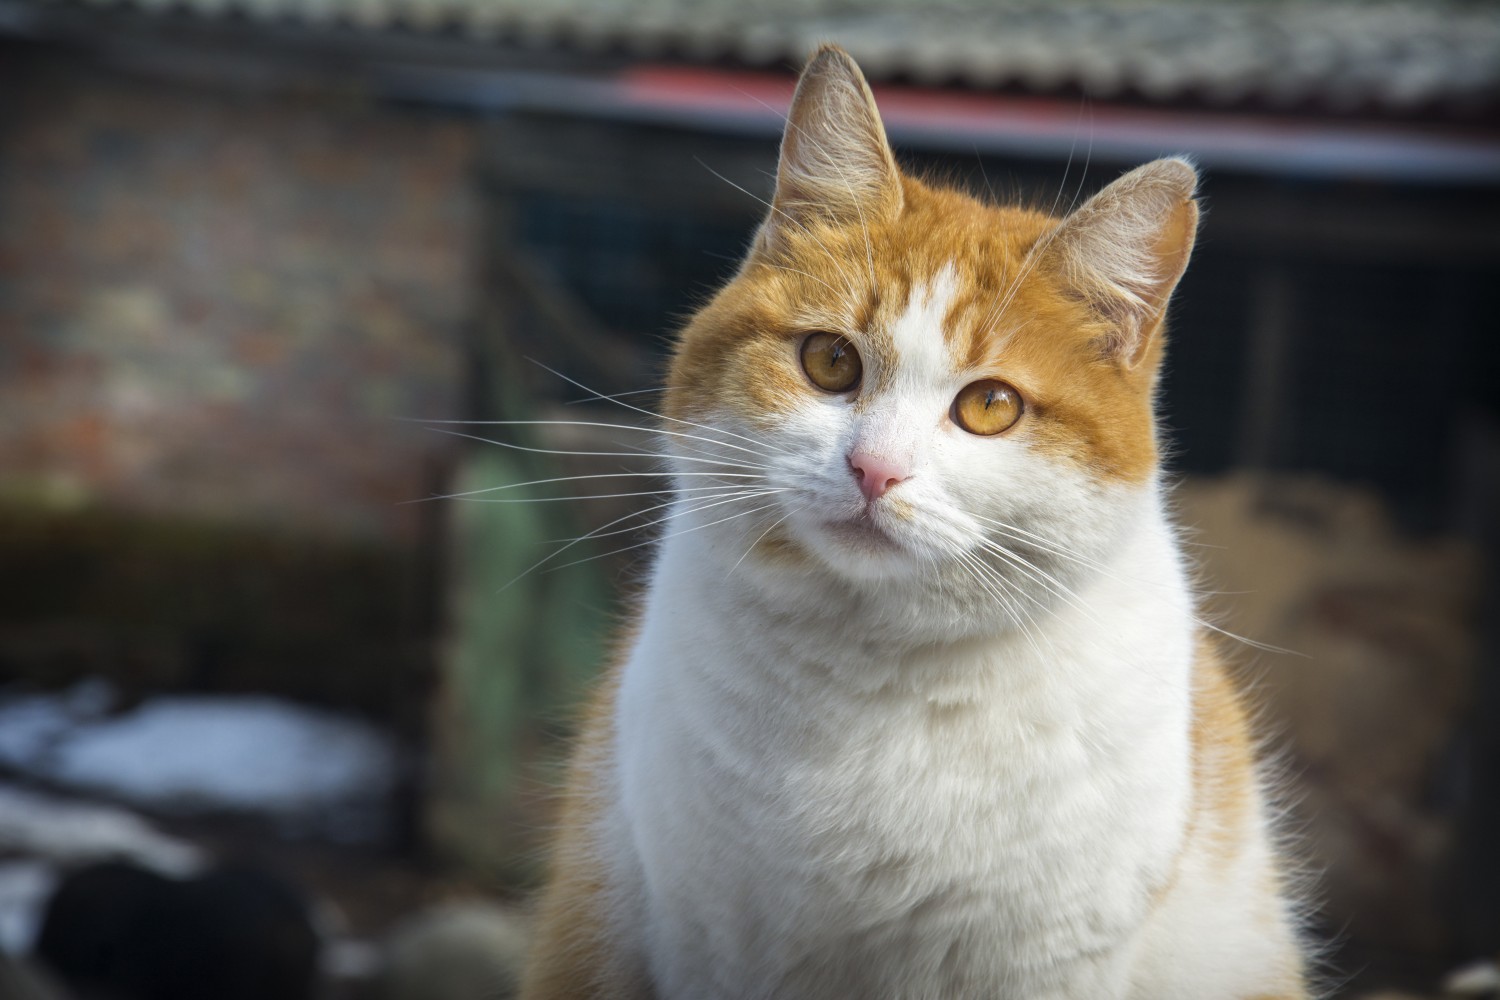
[
  {"left": 1187, "top": 636, "right": 1258, "bottom": 866},
  {"left": 520, "top": 644, "right": 651, "bottom": 1000}
]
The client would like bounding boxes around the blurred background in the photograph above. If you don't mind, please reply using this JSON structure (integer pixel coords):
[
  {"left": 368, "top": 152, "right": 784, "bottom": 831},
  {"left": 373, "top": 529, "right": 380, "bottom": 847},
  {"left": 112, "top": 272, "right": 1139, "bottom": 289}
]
[{"left": 0, "top": 0, "right": 1497, "bottom": 997}]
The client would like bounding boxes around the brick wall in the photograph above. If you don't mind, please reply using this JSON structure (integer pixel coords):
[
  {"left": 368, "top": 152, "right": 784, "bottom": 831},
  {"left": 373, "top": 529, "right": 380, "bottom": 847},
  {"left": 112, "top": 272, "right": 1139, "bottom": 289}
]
[{"left": 0, "top": 54, "right": 479, "bottom": 541}]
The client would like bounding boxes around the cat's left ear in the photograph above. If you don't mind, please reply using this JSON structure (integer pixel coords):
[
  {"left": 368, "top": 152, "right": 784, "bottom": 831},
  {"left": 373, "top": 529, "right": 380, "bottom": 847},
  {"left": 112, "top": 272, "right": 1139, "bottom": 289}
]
[{"left": 1043, "top": 158, "right": 1199, "bottom": 370}]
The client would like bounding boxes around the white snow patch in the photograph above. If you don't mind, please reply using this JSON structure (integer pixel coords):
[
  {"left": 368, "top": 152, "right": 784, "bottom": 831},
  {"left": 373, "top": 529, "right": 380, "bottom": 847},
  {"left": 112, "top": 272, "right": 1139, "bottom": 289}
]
[
  {"left": 0, "top": 684, "right": 399, "bottom": 841},
  {"left": 0, "top": 784, "right": 202, "bottom": 873},
  {"left": 0, "top": 680, "right": 111, "bottom": 766},
  {"left": 0, "top": 860, "right": 56, "bottom": 955}
]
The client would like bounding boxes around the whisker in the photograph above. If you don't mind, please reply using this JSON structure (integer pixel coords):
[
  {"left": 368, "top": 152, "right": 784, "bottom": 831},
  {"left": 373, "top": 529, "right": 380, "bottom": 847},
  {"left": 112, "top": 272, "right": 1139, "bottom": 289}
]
[
  {"left": 423, "top": 422, "right": 774, "bottom": 470},
  {"left": 448, "top": 484, "right": 777, "bottom": 505},
  {"left": 954, "top": 549, "right": 1048, "bottom": 661},
  {"left": 544, "top": 500, "right": 784, "bottom": 575},
  {"left": 529, "top": 361, "right": 789, "bottom": 460},
  {"left": 497, "top": 488, "right": 779, "bottom": 590},
  {"left": 970, "top": 514, "right": 1297, "bottom": 657},
  {"left": 405, "top": 417, "right": 774, "bottom": 462},
  {"left": 976, "top": 538, "right": 1104, "bottom": 628},
  {"left": 545, "top": 489, "right": 787, "bottom": 545},
  {"left": 973, "top": 144, "right": 998, "bottom": 203},
  {"left": 728, "top": 500, "right": 805, "bottom": 575},
  {"left": 407, "top": 470, "right": 762, "bottom": 505},
  {"left": 758, "top": 261, "right": 846, "bottom": 298},
  {"left": 969, "top": 513, "right": 1125, "bottom": 578},
  {"left": 964, "top": 542, "right": 1194, "bottom": 692},
  {"left": 564, "top": 387, "right": 667, "bottom": 405},
  {"left": 420, "top": 426, "right": 773, "bottom": 472}
]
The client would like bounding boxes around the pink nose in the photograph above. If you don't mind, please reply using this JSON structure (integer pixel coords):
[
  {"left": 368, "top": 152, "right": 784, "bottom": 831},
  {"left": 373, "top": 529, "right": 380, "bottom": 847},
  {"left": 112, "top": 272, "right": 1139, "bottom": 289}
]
[{"left": 848, "top": 451, "right": 909, "bottom": 502}]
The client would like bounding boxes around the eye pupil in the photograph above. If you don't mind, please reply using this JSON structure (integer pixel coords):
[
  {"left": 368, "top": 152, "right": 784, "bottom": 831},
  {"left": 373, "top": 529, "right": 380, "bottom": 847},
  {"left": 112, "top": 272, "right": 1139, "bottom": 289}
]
[{"left": 953, "top": 379, "right": 1023, "bottom": 436}]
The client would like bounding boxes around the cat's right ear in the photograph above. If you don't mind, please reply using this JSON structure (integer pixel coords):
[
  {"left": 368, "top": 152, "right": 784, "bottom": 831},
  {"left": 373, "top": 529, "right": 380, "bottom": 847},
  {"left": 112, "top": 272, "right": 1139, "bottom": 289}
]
[{"left": 758, "top": 46, "right": 903, "bottom": 252}]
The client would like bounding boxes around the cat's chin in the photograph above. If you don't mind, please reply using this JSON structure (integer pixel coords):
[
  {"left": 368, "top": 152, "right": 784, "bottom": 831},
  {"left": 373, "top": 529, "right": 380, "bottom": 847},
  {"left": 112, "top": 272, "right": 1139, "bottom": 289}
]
[
  {"left": 792, "top": 510, "right": 925, "bottom": 582},
  {"left": 823, "top": 514, "right": 899, "bottom": 551}
]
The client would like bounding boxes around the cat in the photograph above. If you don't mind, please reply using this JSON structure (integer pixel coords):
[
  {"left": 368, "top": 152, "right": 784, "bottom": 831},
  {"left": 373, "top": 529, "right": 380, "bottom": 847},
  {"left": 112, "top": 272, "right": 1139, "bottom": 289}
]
[{"left": 521, "top": 45, "right": 1311, "bottom": 1000}]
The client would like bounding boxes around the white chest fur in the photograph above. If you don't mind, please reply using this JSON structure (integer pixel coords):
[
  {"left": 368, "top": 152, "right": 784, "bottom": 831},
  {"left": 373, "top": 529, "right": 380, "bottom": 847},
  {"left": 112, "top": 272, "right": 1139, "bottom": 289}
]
[{"left": 609, "top": 504, "right": 1197, "bottom": 999}]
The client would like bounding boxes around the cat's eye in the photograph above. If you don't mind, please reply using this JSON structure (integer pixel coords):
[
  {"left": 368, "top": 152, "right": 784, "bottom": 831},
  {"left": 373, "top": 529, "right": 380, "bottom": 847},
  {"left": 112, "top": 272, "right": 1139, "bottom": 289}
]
[
  {"left": 952, "top": 379, "right": 1023, "bottom": 436},
  {"left": 800, "top": 332, "right": 862, "bottom": 393}
]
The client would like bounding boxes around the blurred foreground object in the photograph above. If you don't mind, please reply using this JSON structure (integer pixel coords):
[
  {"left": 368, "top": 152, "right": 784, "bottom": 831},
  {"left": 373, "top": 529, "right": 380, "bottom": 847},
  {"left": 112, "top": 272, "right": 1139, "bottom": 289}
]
[
  {"left": 34, "top": 861, "right": 320, "bottom": 1000},
  {"left": 1445, "top": 956, "right": 1500, "bottom": 996},
  {"left": 375, "top": 900, "right": 531, "bottom": 1000},
  {"left": 0, "top": 954, "right": 63, "bottom": 1000}
]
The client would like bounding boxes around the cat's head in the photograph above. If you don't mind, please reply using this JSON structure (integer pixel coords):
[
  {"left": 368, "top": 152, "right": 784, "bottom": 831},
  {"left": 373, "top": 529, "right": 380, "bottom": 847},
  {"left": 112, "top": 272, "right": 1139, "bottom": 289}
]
[{"left": 663, "top": 46, "right": 1197, "bottom": 612}]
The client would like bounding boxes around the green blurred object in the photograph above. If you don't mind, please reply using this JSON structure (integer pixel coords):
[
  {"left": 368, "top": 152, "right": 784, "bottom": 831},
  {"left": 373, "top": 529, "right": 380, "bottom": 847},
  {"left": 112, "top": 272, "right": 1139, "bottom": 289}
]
[{"left": 426, "top": 371, "right": 612, "bottom": 882}]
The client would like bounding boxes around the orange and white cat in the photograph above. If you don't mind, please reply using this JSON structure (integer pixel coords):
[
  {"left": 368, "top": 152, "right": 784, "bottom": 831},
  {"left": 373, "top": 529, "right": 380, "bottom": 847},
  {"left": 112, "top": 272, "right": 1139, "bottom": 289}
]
[{"left": 522, "top": 46, "right": 1310, "bottom": 1000}]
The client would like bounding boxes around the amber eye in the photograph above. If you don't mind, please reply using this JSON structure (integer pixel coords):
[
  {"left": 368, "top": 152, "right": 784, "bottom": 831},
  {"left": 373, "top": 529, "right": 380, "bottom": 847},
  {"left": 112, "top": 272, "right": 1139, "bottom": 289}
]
[
  {"left": 952, "top": 379, "right": 1023, "bottom": 436},
  {"left": 800, "top": 332, "right": 862, "bottom": 393}
]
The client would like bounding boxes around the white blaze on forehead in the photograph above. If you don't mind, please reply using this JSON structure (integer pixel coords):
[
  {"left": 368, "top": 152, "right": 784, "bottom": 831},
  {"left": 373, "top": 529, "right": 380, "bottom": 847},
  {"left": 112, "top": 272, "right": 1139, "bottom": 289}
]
[
  {"left": 852, "top": 262, "right": 961, "bottom": 469},
  {"left": 887, "top": 262, "right": 960, "bottom": 384}
]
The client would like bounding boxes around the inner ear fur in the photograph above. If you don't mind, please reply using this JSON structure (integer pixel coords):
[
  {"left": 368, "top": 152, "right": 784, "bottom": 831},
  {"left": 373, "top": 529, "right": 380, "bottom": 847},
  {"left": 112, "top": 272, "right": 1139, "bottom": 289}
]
[
  {"left": 760, "top": 45, "right": 903, "bottom": 250},
  {"left": 1043, "top": 158, "right": 1200, "bottom": 369}
]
